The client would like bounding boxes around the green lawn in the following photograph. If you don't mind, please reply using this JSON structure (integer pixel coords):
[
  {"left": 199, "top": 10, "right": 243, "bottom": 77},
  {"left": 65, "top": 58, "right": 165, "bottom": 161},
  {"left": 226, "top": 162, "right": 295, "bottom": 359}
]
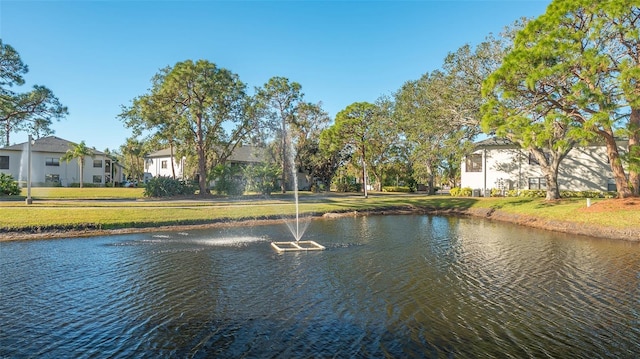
[
  {"left": 1, "top": 189, "right": 638, "bottom": 235},
  {"left": 18, "top": 187, "right": 145, "bottom": 199}
]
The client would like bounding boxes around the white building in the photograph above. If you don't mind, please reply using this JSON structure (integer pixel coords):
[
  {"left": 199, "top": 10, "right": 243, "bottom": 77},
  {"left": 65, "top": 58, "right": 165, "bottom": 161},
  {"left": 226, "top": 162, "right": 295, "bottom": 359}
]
[
  {"left": 0, "top": 136, "right": 123, "bottom": 187},
  {"left": 144, "top": 147, "right": 186, "bottom": 179},
  {"left": 460, "top": 137, "right": 623, "bottom": 196},
  {"left": 144, "top": 145, "right": 313, "bottom": 190},
  {"left": 144, "top": 145, "right": 267, "bottom": 179}
]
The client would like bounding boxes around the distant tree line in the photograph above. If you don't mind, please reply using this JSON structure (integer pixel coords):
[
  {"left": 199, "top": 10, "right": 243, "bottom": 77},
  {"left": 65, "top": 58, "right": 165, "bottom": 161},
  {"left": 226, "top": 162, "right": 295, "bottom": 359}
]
[
  {"left": 117, "top": 0, "right": 639, "bottom": 200},
  {"left": 2, "top": 0, "right": 638, "bottom": 199}
]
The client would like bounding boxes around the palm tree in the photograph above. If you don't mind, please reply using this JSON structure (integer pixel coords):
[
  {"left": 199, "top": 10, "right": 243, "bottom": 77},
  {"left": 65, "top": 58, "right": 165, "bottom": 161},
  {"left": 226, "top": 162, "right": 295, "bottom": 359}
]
[{"left": 61, "top": 141, "right": 94, "bottom": 188}]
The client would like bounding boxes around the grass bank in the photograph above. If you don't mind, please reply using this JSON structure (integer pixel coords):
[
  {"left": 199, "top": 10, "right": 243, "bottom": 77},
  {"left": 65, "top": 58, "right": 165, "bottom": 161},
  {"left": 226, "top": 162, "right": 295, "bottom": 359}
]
[{"left": 1, "top": 189, "right": 638, "bottom": 241}]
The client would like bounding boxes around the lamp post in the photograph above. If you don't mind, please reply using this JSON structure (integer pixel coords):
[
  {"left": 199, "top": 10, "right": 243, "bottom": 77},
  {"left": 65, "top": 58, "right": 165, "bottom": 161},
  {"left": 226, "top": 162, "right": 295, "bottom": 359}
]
[{"left": 25, "top": 135, "right": 33, "bottom": 205}]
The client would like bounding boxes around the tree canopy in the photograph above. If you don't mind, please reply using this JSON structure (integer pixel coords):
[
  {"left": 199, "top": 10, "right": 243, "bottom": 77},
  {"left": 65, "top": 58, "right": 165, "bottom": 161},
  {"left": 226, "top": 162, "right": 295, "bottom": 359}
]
[
  {"left": 256, "top": 76, "right": 304, "bottom": 192},
  {"left": 483, "top": 0, "right": 639, "bottom": 198},
  {"left": 0, "top": 40, "right": 67, "bottom": 146},
  {"left": 120, "top": 59, "right": 258, "bottom": 195},
  {"left": 60, "top": 141, "right": 94, "bottom": 188}
]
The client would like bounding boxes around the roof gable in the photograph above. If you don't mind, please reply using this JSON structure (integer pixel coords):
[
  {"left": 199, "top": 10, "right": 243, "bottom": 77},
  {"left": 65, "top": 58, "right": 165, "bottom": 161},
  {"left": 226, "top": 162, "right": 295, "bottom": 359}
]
[
  {"left": 146, "top": 145, "right": 267, "bottom": 163},
  {"left": 474, "top": 137, "right": 516, "bottom": 148},
  {"left": 0, "top": 136, "right": 105, "bottom": 155}
]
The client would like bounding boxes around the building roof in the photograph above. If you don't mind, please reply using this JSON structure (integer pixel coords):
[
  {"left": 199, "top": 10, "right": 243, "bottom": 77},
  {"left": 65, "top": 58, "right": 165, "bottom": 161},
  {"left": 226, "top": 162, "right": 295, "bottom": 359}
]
[
  {"left": 227, "top": 145, "right": 266, "bottom": 163},
  {"left": 146, "top": 147, "right": 175, "bottom": 158},
  {"left": 474, "top": 137, "right": 516, "bottom": 148},
  {"left": 1, "top": 136, "right": 106, "bottom": 155},
  {"left": 146, "top": 145, "right": 267, "bottom": 163}
]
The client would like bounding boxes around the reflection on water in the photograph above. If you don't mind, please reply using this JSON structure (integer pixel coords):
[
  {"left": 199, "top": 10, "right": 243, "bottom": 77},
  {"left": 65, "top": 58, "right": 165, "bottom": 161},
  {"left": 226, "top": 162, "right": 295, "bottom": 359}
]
[{"left": 1, "top": 215, "right": 638, "bottom": 358}]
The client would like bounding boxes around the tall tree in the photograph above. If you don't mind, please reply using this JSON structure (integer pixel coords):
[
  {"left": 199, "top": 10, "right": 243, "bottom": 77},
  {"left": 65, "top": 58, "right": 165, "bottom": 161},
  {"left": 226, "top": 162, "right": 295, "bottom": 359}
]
[
  {"left": 439, "top": 24, "right": 525, "bottom": 190},
  {"left": 491, "top": 0, "right": 639, "bottom": 197},
  {"left": 121, "top": 93, "right": 179, "bottom": 180},
  {"left": 60, "top": 141, "right": 94, "bottom": 188},
  {"left": 120, "top": 60, "right": 257, "bottom": 196},
  {"left": 366, "top": 96, "right": 401, "bottom": 191},
  {"left": 481, "top": 36, "right": 584, "bottom": 200},
  {"left": 256, "top": 77, "right": 303, "bottom": 193},
  {"left": 0, "top": 40, "right": 28, "bottom": 93},
  {"left": 119, "top": 137, "right": 146, "bottom": 182},
  {"left": 292, "top": 101, "right": 331, "bottom": 188},
  {"left": 0, "top": 41, "right": 67, "bottom": 146},
  {"left": 324, "top": 102, "right": 380, "bottom": 198},
  {"left": 395, "top": 72, "right": 463, "bottom": 194}
]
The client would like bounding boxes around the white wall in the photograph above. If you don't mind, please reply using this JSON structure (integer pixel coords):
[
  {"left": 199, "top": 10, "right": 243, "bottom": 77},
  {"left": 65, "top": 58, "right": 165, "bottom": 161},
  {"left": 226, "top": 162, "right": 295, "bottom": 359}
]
[
  {"left": 461, "top": 143, "right": 621, "bottom": 194},
  {"left": 0, "top": 150, "right": 111, "bottom": 187},
  {"left": 145, "top": 156, "right": 185, "bottom": 179}
]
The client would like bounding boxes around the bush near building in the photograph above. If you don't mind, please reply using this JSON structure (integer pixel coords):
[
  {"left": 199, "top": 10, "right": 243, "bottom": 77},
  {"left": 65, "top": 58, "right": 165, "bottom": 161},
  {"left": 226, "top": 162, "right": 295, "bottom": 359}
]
[
  {"left": 0, "top": 173, "right": 20, "bottom": 196},
  {"left": 143, "top": 177, "right": 197, "bottom": 198}
]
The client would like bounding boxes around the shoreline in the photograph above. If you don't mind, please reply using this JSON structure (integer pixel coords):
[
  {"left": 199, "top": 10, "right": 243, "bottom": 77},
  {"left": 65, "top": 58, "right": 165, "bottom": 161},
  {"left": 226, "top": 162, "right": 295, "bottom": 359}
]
[{"left": 1, "top": 206, "right": 637, "bottom": 242}]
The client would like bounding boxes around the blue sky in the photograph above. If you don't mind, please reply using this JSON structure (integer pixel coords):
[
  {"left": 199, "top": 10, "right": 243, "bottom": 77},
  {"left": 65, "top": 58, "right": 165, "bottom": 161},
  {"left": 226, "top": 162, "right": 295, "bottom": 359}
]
[{"left": 1, "top": 0, "right": 550, "bottom": 152}]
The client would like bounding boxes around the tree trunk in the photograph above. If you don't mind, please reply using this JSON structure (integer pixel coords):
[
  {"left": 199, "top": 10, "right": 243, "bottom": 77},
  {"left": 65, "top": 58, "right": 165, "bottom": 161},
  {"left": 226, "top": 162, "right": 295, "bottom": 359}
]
[
  {"left": 426, "top": 160, "right": 436, "bottom": 195},
  {"left": 170, "top": 142, "right": 176, "bottom": 180},
  {"left": 4, "top": 122, "right": 9, "bottom": 147},
  {"left": 79, "top": 159, "right": 84, "bottom": 188},
  {"left": 196, "top": 115, "right": 209, "bottom": 196},
  {"left": 362, "top": 147, "right": 368, "bottom": 198},
  {"left": 529, "top": 148, "right": 562, "bottom": 200},
  {"left": 281, "top": 120, "right": 287, "bottom": 193},
  {"left": 628, "top": 108, "right": 639, "bottom": 196},
  {"left": 602, "top": 130, "right": 632, "bottom": 198},
  {"left": 543, "top": 170, "right": 560, "bottom": 201}
]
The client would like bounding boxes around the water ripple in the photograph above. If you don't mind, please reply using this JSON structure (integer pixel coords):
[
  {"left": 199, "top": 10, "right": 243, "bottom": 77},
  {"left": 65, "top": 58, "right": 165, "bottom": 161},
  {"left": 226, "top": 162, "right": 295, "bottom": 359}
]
[{"left": 1, "top": 215, "right": 638, "bottom": 358}]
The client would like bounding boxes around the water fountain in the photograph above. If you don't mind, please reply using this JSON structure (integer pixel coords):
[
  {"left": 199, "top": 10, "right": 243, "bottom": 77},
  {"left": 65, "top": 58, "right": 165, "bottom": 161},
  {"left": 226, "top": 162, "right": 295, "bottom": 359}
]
[{"left": 271, "top": 128, "right": 325, "bottom": 252}]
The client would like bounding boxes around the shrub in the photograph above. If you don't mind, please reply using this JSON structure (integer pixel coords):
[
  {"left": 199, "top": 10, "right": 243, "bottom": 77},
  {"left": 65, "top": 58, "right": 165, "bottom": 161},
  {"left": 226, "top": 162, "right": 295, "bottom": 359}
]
[
  {"left": 211, "top": 164, "right": 246, "bottom": 196},
  {"left": 459, "top": 187, "right": 473, "bottom": 196},
  {"left": 382, "top": 186, "right": 411, "bottom": 193},
  {"left": 450, "top": 187, "right": 473, "bottom": 197},
  {"left": 334, "top": 182, "right": 362, "bottom": 193},
  {"left": 519, "top": 190, "right": 546, "bottom": 198},
  {"left": 0, "top": 173, "right": 21, "bottom": 196},
  {"left": 490, "top": 188, "right": 505, "bottom": 197},
  {"left": 244, "top": 163, "right": 279, "bottom": 196},
  {"left": 143, "top": 177, "right": 197, "bottom": 197},
  {"left": 69, "top": 182, "right": 102, "bottom": 188},
  {"left": 506, "top": 189, "right": 519, "bottom": 197}
]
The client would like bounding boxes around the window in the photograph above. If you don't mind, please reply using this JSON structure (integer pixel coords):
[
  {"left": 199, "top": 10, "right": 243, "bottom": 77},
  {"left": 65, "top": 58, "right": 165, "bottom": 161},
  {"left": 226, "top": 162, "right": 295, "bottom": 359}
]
[
  {"left": 0, "top": 156, "right": 8, "bottom": 170},
  {"left": 93, "top": 175, "right": 102, "bottom": 184},
  {"left": 45, "top": 157, "right": 60, "bottom": 166},
  {"left": 45, "top": 174, "right": 60, "bottom": 184},
  {"left": 93, "top": 159, "right": 102, "bottom": 168},
  {"left": 607, "top": 178, "right": 616, "bottom": 192},
  {"left": 161, "top": 160, "right": 168, "bottom": 169},
  {"left": 528, "top": 177, "right": 546, "bottom": 190},
  {"left": 465, "top": 154, "right": 482, "bottom": 172}
]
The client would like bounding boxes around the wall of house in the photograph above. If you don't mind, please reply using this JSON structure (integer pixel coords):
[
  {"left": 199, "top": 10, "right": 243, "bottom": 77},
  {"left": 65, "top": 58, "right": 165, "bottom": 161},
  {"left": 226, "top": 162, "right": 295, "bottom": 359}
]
[
  {"left": 0, "top": 150, "right": 111, "bottom": 187},
  {"left": 558, "top": 145, "right": 616, "bottom": 192},
  {"left": 145, "top": 156, "right": 185, "bottom": 179},
  {"left": 0, "top": 150, "right": 25, "bottom": 182},
  {"left": 461, "top": 143, "right": 622, "bottom": 194},
  {"left": 461, "top": 146, "right": 537, "bottom": 196}
]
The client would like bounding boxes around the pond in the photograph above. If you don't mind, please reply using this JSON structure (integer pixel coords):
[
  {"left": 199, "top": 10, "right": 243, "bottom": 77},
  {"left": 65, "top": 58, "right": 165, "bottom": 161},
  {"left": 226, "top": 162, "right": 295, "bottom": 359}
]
[{"left": 1, "top": 215, "right": 638, "bottom": 358}]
